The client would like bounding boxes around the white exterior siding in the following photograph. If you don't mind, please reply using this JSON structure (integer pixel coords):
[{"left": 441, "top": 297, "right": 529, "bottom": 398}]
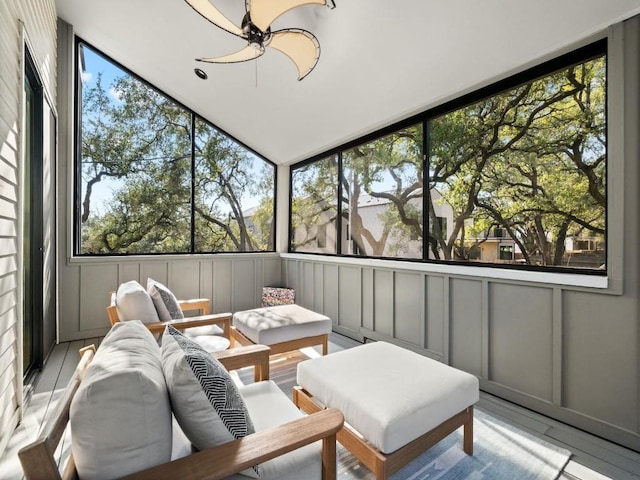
[{"left": 0, "top": 0, "right": 57, "bottom": 457}]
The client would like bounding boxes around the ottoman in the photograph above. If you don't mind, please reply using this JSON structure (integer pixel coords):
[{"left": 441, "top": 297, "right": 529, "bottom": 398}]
[
  {"left": 232, "top": 304, "right": 332, "bottom": 356},
  {"left": 294, "top": 341, "right": 479, "bottom": 479}
]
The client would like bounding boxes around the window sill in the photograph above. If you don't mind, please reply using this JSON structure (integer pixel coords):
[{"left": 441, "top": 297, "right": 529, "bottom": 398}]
[{"left": 280, "top": 253, "right": 615, "bottom": 293}]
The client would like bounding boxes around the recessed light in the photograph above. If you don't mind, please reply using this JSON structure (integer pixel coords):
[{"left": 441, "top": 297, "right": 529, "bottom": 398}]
[{"left": 194, "top": 68, "right": 208, "bottom": 80}]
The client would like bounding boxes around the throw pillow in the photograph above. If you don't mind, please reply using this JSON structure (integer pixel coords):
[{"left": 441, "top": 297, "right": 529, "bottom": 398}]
[
  {"left": 161, "top": 325, "right": 260, "bottom": 477},
  {"left": 115, "top": 280, "right": 160, "bottom": 324},
  {"left": 147, "top": 278, "right": 185, "bottom": 321}
]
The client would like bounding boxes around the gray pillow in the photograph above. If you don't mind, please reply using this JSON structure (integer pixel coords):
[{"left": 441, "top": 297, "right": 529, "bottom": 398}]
[
  {"left": 161, "top": 326, "right": 259, "bottom": 477},
  {"left": 147, "top": 278, "right": 184, "bottom": 321},
  {"left": 116, "top": 280, "right": 161, "bottom": 324}
]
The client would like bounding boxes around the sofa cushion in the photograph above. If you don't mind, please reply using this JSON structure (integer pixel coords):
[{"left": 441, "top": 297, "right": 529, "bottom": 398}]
[
  {"left": 147, "top": 277, "right": 184, "bottom": 321},
  {"left": 237, "top": 381, "right": 321, "bottom": 479},
  {"left": 115, "top": 280, "right": 160, "bottom": 324},
  {"left": 161, "top": 326, "right": 259, "bottom": 476},
  {"left": 70, "top": 320, "right": 171, "bottom": 479}
]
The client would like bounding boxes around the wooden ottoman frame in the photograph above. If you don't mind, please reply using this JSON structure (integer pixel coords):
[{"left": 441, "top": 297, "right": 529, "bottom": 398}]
[
  {"left": 232, "top": 327, "right": 328, "bottom": 356},
  {"left": 293, "top": 388, "right": 474, "bottom": 480}
]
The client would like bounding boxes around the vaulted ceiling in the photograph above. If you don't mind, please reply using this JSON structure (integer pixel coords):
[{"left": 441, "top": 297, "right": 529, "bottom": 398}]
[{"left": 55, "top": 0, "right": 640, "bottom": 165}]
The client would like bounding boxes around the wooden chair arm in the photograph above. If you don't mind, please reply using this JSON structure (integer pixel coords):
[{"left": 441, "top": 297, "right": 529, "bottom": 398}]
[
  {"left": 213, "top": 344, "right": 271, "bottom": 381},
  {"left": 178, "top": 298, "right": 211, "bottom": 315},
  {"left": 122, "top": 408, "right": 344, "bottom": 480},
  {"left": 144, "top": 313, "right": 232, "bottom": 340}
]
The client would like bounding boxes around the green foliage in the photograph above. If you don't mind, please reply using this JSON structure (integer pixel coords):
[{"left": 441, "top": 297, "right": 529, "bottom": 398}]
[
  {"left": 291, "top": 55, "right": 606, "bottom": 269},
  {"left": 78, "top": 46, "right": 275, "bottom": 254}
]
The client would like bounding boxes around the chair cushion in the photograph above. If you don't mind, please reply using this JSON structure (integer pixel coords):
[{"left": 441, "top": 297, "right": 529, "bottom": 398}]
[
  {"left": 183, "top": 324, "right": 225, "bottom": 337},
  {"left": 147, "top": 277, "right": 185, "bottom": 321},
  {"left": 115, "top": 280, "right": 160, "bottom": 324},
  {"left": 236, "top": 381, "right": 321, "bottom": 480},
  {"left": 233, "top": 304, "right": 332, "bottom": 345},
  {"left": 70, "top": 321, "right": 171, "bottom": 479},
  {"left": 161, "top": 326, "right": 259, "bottom": 477}
]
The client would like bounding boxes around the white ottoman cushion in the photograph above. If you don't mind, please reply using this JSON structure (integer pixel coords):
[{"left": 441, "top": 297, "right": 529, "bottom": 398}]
[
  {"left": 233, "top": 304, "right": 331, "bottom": 345},
  {"left": 297, "top": 341, "right": 479, "bottom": 454}
]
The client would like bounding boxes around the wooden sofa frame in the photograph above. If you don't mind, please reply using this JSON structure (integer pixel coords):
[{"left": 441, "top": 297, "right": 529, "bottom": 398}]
[{"left": 19, "top": 344, "right": 344, "bottom": 480}]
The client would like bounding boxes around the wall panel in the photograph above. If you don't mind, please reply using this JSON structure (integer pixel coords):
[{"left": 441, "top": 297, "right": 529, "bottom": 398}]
[
  {"left": 425, "top": 275, "right": 445, "bottom": 358},
  {"left": 489, "top": 283, "right": 553, "bottom": 401},
  {"left": 449, "top": 278, "right": 483, "bottom": 376},
  {"left": 322, "top": 264, "right": 339, "bottom": 324},
  {"left": 337, "top": 266, "right": 361, "bottom": 336},
  {"left": 79, "top": 264, "right": 118, "bottom": 331},
  {"left": 562, "top": 291, "right": 638, "bottom": 431},
  {"left": 213, "top": 260, "right": 233, "bottom": 313},
  {"left": 313, "top": 262, "right": 324, "bottom": 313},
  {"left": 373, "top": 270, "right": 393, "bottom": 337},
  {"left": 361, "top": 268, "right": 373, "bottom": 331},
  {"left": 394, "top": 272, "right": 423, "bottom": 347}
]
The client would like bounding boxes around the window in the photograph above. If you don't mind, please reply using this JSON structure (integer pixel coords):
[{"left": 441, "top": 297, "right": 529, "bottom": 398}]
[
  {"left": 428, "top": 52, "right": 605, "bottom": 270},
  {"left": 290, "top": 155, "right": 339, "bottom": 253},
  {"left": 75, "top": 41, "right": 275, "bottom": 255},
  {"left": 289, "top": 41, "right": 606, "bottom": 274},
  {"left": 341, "top": 125, "right": 423, "bottom": 258}
]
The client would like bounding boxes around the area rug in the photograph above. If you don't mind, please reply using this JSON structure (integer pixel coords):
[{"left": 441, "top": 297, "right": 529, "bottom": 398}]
[{"left": 237, "top": 351, "right": 572, "bottom": 480}]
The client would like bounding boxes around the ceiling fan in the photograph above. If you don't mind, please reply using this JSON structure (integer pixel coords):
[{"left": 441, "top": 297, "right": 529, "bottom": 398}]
[{"left": 185, "top": 0, "right": 336, "bottom": 81}]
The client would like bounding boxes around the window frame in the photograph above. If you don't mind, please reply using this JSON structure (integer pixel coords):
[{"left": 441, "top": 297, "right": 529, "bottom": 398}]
[
  {"left": 73, "top": 38, "right": 277, "bottom": 257},
  {"left": 288, "top": 39, "right": 608, "bottom": 277}
]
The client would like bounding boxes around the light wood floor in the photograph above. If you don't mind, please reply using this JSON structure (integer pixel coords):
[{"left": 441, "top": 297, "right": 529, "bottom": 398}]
[{"left": 2, "top": 333, "right": 639, "bottom": 479}]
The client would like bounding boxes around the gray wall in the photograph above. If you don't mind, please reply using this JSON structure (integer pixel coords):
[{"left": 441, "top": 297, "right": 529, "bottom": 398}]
[
  {"left": 0, "top": 0, "right": 57, "bottom": 458},
  {"left": 282, "top": 19, "right": 640, "bottom": 452}
]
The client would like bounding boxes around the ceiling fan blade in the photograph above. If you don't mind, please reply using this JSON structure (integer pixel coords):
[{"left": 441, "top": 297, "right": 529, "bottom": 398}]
[
  {"left": 197, "top": 45, "right": 265, "bottom": 64},
  {"left": 267, "top": 29, "right": 320, "bottom": 80},
  {"left": 185, "top": 0, "right": 245, "bottom": 38},
  {"left": 247, "top": 0, "right": 335, "bottom": 32}
]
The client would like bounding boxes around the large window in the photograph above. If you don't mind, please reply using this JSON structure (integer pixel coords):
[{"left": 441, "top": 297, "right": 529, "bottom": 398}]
[
  {"left": 341, "top": 125, "right": 423, "bottom": 258},
  {"left": 290, "top": 155, "right": 339, "bottom": 253},
  {"left": 290, "top": 41, "right": 607, "bottom": 273},
  {"left": 76, "top": 41, "right": 275, "bottom": 255}
]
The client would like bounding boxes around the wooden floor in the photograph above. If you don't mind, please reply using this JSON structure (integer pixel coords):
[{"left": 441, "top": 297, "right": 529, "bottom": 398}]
[{"left": 2, "top": 333, "right": 640, "bottom": 479}]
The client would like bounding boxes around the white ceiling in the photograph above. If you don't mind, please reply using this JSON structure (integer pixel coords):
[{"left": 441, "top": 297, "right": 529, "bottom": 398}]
[{"left": 55, "top": 0, "right": 640, "bottom": 165}]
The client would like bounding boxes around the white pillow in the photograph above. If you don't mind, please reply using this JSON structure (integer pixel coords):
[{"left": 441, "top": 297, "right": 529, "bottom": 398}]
[
  {"left": 147, "top": 277, "right": 184, "bottom": 321},
  {"left": 161, "top": 325, "right": 259, "bottom": 477},
  {"left": 70, "top": 321, "right": 172, "bottom": 479},
  {"left": 115, "top": 280, "right": 160, "bottom": 324}
]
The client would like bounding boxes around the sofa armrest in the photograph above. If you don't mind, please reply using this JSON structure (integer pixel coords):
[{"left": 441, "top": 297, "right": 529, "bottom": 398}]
[
  {"left": 122, "top": 408, "right": 344, "bottom": 480},
  {"left": 213, "top": 344, "right": 271, "bottom": 381}
]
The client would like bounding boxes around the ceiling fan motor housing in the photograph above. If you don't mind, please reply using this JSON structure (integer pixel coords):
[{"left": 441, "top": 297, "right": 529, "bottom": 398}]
[{"left": 242, "top": 12, "right": 271, "bottom": 48}]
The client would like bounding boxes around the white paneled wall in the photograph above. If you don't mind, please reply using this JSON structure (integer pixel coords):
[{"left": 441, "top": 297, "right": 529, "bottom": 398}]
[
  {"left": 58, "top": 254, "right": 283, "bottom": 341},
  {"left": 283, "top": 254, "right": 640, "bottom": 452},
  {"left": 0, "top": 0, "right": 57, "bottom": 458}
]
